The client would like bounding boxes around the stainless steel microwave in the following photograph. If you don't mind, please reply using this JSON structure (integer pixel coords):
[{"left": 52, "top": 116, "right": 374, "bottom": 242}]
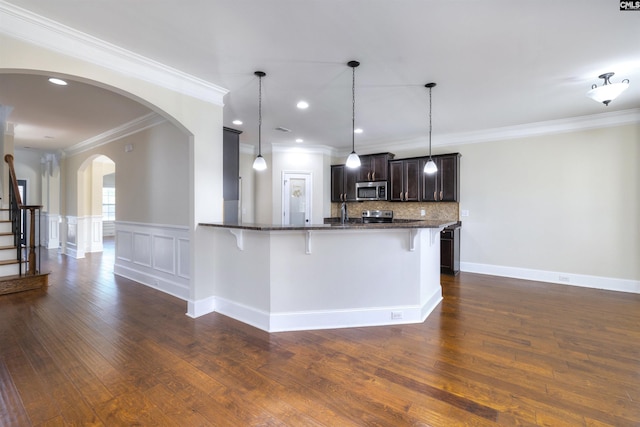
[{"left": 355, "top": 181, "right": 388, "bottom": 201}]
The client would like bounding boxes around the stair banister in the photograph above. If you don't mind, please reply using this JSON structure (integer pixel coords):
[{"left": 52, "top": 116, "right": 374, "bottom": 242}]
[{"left": 4, "top": 154, "right": 42, "bottom": 276}]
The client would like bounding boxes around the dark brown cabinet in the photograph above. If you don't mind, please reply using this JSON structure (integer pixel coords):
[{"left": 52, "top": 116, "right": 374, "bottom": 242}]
[
  {"left": 223, "top": 127, "right": 242, "bottom": 223},
  {"left": 331, "top": 165, "right": 358, "bottom": 202},
  {"left": 441, "top": 224, "right": 460, "bottom": 275},
  {"left": 358, "top": 153, "right": 394, "bottom": 182},
  {"left": 389, "top": 159, "right": 421, "bottom": 201},
  {"left": 421, "top": 153, "right": 460, "bottom": 202}
]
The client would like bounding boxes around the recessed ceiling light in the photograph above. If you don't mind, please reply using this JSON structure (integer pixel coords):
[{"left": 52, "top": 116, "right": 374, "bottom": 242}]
[
  {"left": 296, "top": 101, "right": 309, "bottom": 109},
  {"left": 232, "top": 120, "right": 243, "bottom": 125},
  {"left": 295, "top": 138, "right": 303, "bottom": 143},
  {"left": 48, "top": 77, "right": 67, "bottom": 86},
  {"left": 354, "top": 128, "right": 363, "bottom": 134}
]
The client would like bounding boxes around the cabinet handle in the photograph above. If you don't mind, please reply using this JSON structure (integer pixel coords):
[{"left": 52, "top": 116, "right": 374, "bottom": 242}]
[
  {"left": 399, "top": 191, "right": 404, "bottom": 201},
  {"left": 434, "top": 191, "right": 437, "bottom": 201},
  {"left": 368, "top": 172, "right": 371, "bottom": 181},
  {"left": 405, "top": 191, "right": 408, "bottom": 201},
  {"left": 372, "top": 171, "right": 375, "bottom": 180},
  {"left": 440, "top": 190, "right": 443, "bottom": 200}
]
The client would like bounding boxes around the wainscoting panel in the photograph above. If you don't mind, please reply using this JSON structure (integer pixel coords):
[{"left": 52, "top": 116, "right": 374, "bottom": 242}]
[
  {"left": 133, "top": 233, "right": 152, "bottom": 267},
  {"left": 153, "top": 235, "right": 175, "bottom": 274},
  {"left": 116, "top": 230, "right": 133, "bottom": 262},
  {"left": 177, "top": 238, "right": 189, "bottom": 279},
  {"left": 41, "top": 213, "right": 60, "bottom": 249},
  {"left": 114, "top": 222, "right": 190, "bottom": 300},
  {"left": 65, "top": 216, "right": 82, "bottom": 259}
]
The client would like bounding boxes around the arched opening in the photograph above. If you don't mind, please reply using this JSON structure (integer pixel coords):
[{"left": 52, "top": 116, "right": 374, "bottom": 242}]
[{"left": 73, "top": 154, "right": 115, "bottom": 258}]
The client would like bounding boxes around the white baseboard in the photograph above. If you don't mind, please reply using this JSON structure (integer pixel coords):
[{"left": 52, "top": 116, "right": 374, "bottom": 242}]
[
  {"left": 114, "top": 264, "right": 189, "bottom": 301},
  {"left": 461, "top": 262, "right": 640, "bottom": 294},
  {"left": 187, "top": 288, "right": 444, "bottom": 333}
]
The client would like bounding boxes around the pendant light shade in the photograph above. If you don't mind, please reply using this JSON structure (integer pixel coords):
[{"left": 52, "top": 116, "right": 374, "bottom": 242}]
[
  {"left": 587, "top": 72, "right": 629, "bottom": 106},
  {"left": 423, "top": 82, "right": 438, "bottom": 175},
  {"left": 345, "top": 60, "right": 361, "bottom": 169},
  {"left": 252, "top": 71, "right": 267, "bottom": 171}
]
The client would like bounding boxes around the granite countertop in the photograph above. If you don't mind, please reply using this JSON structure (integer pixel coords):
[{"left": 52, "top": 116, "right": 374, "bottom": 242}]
[{"left": 200, "top": 219, "right": 457, "bottom": 231}]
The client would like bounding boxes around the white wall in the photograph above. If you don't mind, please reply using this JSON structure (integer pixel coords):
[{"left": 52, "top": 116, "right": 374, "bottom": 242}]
[
  {"left": 270, "top": 147, "right": 329, "bottom": 225},
  {"left": 384, "top": 124, "right": 639, "bottom": 289},
  {"left": 445, "top": 124, "right": 638, "bottom": 285}
]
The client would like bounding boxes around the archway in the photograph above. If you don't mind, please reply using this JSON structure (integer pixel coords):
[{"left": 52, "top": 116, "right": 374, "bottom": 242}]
[{"left": 71, "top": 154, "right": 115, "bottom": 258}]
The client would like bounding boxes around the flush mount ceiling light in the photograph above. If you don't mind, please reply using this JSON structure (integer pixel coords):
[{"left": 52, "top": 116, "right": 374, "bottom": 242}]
[
  {"left": 587, "top": 72, "right": 629, "bottom": 106},
  {"left": 354, "top": 128, "right": 363, "bottom": 134},
  {"left": 345, "top": 60, "right": 361, "bottom": 169},
  {"left": 232, "top": 119, "right": 243, "bottom": 125},
  {"left": 48, "top": 77, "right": 67, "bottom": 86},
  {"left": 252, "top": 71, "right": 267, "bottom": 171},
  {"left": 296, "top": 101, "right": 309, "bottom": 109},
  {"left": 423, "top": 82, "right": 438, "bottom": 174}
]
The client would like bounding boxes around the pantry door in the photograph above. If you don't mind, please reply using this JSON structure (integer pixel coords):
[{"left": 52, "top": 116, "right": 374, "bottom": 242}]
[{"left": 282, "top": 172, "right": 312, "bottom": 226}]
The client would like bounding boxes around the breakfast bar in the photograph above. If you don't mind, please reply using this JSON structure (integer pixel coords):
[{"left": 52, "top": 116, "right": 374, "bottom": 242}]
[{"left": 200, "top": 219, "right": 455, "bottom": 332}]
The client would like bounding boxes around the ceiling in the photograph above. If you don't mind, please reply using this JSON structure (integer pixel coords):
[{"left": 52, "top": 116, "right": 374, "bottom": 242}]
[{"left": 1, "top": 0, "right": 639, "bottom": 153}]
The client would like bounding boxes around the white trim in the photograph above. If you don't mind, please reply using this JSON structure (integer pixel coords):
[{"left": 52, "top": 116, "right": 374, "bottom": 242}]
[
  {"left": 353, "top": 108, "right": 640, "bottom": 155},
  {"left": 271, "top": 143, "right": 337, "bottom": 156},
  {"left": 114, "top": 221, "right": 190, "bottom": 300},
  {"left": 186, "top": 288, "right": 443, "bottom": 333},
  {"left": 187, "top": 296, "right": 217, "bottom": 319},
  {"left": 0, "top": 1, "right": 228, "bottom": 106},
  {"left": 461, "top": 262, "right": 640, "bottom": 294},
  {"left": 64, "top": 112, "right": 166, "bottom": 156},
  {"left": 115, "top": 263, "right": 189, "bottom": 301}
]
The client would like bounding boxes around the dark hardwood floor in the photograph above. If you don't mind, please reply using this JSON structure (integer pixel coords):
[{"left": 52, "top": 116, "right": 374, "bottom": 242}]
[{"left": 1, "top": 240, "right": 639, "bottom": 426}]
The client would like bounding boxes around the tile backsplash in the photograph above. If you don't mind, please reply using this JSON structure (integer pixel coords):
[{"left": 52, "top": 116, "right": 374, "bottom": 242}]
[{"left": 331, "top": 201, "right": 459, "bottom": 221}]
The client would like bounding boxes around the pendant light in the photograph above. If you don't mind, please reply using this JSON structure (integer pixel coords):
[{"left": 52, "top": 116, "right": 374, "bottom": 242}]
[
  {"left": 586, "top": 72, "right": 629, "bottom": 106},
  {"left": 423, "top": 82, "right": 438, "bottom": 174},
  {"left": 345, "top": 60, "right": 361, "bottom": 169},
  {"left": 252, "top": 71, "right": 267, "bottom": 171}
]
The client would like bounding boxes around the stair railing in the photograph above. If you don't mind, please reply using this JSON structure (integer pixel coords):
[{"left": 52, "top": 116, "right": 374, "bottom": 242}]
[{"left": 4, "top": 154, "right": 42, "bottom": 276}]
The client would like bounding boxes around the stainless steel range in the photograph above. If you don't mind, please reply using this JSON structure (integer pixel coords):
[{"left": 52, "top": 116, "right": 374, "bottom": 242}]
[{"left": 362, "top": 210, "right": 393, "bottom": 224}]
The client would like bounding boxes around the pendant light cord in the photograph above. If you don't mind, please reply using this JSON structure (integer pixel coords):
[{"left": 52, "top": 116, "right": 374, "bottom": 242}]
[
  {"left": 258, "top": 74, "right": 262, "bottom": 155},
  {"left": 351, "top": 65, "right": 356, "bottom": 153},
  {"left": 428, "top": 85, "right": 432, "bottom": 158}
]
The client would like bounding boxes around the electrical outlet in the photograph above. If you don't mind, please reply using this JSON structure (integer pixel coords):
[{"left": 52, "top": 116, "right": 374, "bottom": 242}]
[
  {"left": 391, "top": 311, "right": 403, "bottom": 320},
  {"left": 420, "top": 209, "right": 426, "bottom": 216},
  {"left": 461, "top": 209, "right": 469, "bottom": 217}
]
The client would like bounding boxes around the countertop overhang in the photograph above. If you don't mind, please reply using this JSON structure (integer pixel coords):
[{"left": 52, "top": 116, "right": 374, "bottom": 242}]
[{"left": 200, "top": 219, "right": 456, "bottom": 231}]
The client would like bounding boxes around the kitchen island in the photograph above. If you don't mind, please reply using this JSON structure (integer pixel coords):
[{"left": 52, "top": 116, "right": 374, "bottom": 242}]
[{"left": 198, "top": 219, "right": 455, "bottom": 332}]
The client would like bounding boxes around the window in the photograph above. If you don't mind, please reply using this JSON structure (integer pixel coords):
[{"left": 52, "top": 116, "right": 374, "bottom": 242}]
[{"left": 102, "top": 187, "right": 116, "bottom": 221}]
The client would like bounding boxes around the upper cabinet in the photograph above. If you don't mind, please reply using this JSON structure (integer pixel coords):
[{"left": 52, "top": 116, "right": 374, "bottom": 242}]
[
  {"left": 389, "top": 159, "right": 421, "bottom": 202},
  {"left": 421, "top": 153, "right": 461, "bottom": 202},
  {"left": 331, "top": 165, "right": 358, "bottom": 202},
  {"left": 358, "top": 153, "right": 394, "bottom": 182},
  {"left": 331, "top": 152, "right": 460, "bottom": 203}
]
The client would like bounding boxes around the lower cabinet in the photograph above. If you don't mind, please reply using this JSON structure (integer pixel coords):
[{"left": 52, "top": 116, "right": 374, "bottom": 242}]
[{"left": 440, "top": 224, "right": 460, "bottom": 275}]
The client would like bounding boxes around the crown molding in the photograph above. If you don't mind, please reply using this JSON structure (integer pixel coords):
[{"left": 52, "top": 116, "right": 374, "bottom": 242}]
[
  {"left": 271, "top": 143, "right": 337, "bottom": 157},
  {"left": 361, "top": 108, "right": 640, "bottom": 154},
  {"left": 64, "top": 112, "right": 166, "bottom": 157},
  {"left": 0, "top": 1, "right": 228, "bottom": 106}
]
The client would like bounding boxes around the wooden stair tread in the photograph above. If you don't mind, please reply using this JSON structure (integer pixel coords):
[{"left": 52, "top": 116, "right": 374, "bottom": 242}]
[
  {"left": 0, "top": 259, "right": 19, "bottom": 266},
  {"left": 0, "top": 245, "right": 17, "bottom": 250}
]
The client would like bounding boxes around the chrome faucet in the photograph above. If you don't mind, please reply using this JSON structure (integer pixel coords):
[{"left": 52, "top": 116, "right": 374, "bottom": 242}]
[{"left": 340, "top": 201, "right": 349, "bottom": 224}]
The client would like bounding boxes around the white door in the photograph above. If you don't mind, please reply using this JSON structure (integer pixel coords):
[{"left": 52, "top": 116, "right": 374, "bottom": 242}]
[{"left": 282, "top": 172, "right": 312, "bottom": 226}]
